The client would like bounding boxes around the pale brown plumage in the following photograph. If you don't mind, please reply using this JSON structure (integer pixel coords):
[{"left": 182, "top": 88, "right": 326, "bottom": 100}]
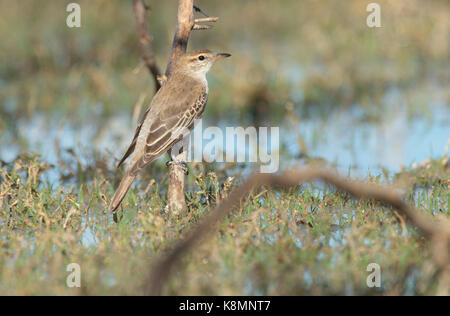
[{"left": 109, "top": 50, "right": 231, "bottom": 213}]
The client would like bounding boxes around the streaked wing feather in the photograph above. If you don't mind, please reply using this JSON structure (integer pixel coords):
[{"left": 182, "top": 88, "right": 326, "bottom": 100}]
[
  {"left": 117, "top": 107, "right": 151, "bottom": 168},
  {"left": 128, "top": 90, "right": 207, "bottom": 176}
]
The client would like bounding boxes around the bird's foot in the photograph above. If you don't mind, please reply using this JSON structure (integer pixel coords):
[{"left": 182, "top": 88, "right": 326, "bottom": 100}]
[{"left": 166, "top": 159, "right": 189, "bottom": 175}]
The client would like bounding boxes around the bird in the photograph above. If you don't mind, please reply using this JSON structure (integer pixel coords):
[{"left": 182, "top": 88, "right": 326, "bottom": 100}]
[{"left": 109, "top": 50, "right": 231, "bottom": 213}]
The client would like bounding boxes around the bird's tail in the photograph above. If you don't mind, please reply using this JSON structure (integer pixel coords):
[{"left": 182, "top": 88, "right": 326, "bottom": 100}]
[{"left": 109, "top": 173, "right": 137, "bottom": 213}]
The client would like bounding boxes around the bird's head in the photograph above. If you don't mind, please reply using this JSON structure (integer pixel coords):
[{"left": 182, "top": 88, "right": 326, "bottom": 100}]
[{"left": 177, "top": 50, "right": 231, "bottom": 78}]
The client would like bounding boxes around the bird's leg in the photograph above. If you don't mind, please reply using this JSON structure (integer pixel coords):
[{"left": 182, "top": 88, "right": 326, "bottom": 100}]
[
  {"left": 166, "top": 159, "right": 189, "bottom": 175},
  {"left": 167, "top": 144, "right": 189, "bottom": 175}
]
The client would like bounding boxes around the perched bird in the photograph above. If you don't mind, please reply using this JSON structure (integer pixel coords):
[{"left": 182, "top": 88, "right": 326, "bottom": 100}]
[{"left": 109, "top": 50, "right": 231, "bottom": 213}]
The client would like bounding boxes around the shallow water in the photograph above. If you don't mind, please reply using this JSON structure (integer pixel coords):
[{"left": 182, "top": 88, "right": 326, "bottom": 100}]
[
  {"left": 0, "top": 103, "right": 448, "bottom": 183},
  {"left": 285, "top": 104, "right": 449, "bottom": 176}
]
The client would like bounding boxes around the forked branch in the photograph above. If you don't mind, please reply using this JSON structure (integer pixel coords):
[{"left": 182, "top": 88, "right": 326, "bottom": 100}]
[
  {"left": 165, "top": 0, "right": 218, "bottom": 214},
  {"left": 193, "top": 17, "right": 219, "bottom": 30},
  {"left": 165, "top": 1, "right": 217, "bottom": 75}
]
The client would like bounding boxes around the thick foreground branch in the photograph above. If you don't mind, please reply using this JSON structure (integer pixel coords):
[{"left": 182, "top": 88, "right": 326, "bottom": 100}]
[{"left": 144, "top": 168, "right": 450, "bottom": 295}]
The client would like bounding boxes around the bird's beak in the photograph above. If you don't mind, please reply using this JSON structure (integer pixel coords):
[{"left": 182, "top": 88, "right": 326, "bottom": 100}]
[{"left": 213, "top": 53, "right": 231, "bottom": 61}]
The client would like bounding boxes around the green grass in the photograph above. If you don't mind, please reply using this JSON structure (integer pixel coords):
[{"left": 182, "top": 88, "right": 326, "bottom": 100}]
[{"left": 0, "top": 154, "right": 447, "bottom": 295}]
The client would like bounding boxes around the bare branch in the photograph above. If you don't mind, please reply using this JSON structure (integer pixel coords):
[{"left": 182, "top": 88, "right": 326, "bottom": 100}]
[
  {"left": 132, "top": 0, "right": 162, "bottom": 91},
  {"left": 144, "top": 168, "right": 450, "bottom": 295},
  {"left": 164, "top": 0, "right": 220, "bottom": 214},
  {"left": 162, "top": 0, "right": 197, "bottom": 215},
  {"left": 192, "top": 24, "right": 212, "bottom": 30},
  {"left": 194, "top": 17, "right": 219, "bottom": 23},
  {"left": 165, "top": 0, "right": 195, "bottom": 77},
  {"left": 193, "top": 17, "right": 218, "bottom": 31}
]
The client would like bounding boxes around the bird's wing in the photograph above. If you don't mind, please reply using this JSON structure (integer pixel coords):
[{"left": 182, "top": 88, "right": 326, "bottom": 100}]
[
  {"left": 128, "top": 84, "right": 208, "bottom": 176},
  {"left": 117, "top": 107, "right": 151, "bottom": 168}
]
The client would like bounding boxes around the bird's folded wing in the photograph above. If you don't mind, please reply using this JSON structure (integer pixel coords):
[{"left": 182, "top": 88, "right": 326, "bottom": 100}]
[
  {"left": 128, "top": 90, "right": 208, "bottom": 176},
  {"left": 117, "top": 107, "right": 151, "bottom": 168}
]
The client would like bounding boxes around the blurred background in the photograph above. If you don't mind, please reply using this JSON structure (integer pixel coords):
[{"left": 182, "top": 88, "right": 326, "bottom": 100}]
[
  {"left": 0, "top": 0, "right": 449, "bottom": 181},
  {"left": 0, "top": 0, "right": 449, "bottom": 296}
]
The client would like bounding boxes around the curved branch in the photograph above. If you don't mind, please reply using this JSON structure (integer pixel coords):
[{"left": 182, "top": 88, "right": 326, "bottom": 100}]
[{"left": 143, "top": 168, "right": 450, "bottom": 295}]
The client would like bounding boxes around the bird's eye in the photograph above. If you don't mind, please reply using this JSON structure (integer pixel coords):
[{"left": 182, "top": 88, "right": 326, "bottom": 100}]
[{"left": 198, "top": 55, "right": 205, "bottom": 61}]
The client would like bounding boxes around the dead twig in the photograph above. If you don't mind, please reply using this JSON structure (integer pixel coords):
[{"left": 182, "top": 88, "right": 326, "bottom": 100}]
[
  {"left": 192, "top": 24, "right": 212, "bottom": 30},
  {"left": 194, "top": 17, "right": 219, "bottom": 23},
  {"left": 193, "top": 16, "right": 218, "bottom": 31},
  {"left": 144, "top": 168, "right": 450, "bottom": 295},
  {"left": 132, "top": 0, "right": 162, "bottom": 91}
]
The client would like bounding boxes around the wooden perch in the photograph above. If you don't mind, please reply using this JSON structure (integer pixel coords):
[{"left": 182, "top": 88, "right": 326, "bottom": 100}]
[
  {"left": 143, "top": 168, "right": 450, "bottom": 295},
  {"left": 132, "top": 0, "right": 218, "bottom": 214},
  {"left": 165, "top": 0, "right": 217, "bottom": 214}
]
